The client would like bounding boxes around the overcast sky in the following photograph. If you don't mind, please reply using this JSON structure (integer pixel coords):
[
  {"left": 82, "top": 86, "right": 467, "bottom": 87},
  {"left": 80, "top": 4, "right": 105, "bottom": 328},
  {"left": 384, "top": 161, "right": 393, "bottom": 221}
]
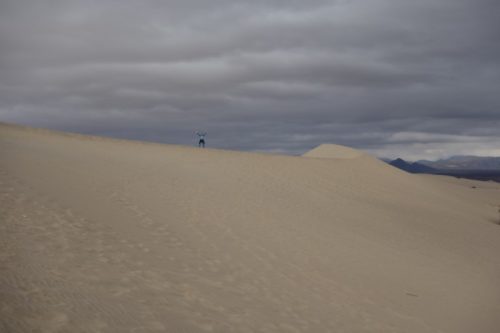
[{"left": 1, "top": 0, "right": 499, "bottom": 160}]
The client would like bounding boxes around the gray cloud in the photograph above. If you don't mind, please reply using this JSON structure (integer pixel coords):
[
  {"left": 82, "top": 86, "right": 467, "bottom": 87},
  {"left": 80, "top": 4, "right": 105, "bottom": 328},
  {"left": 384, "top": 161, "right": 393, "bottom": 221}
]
[{"left": 1, "top": 0, "right": 499, "bottom": 160}]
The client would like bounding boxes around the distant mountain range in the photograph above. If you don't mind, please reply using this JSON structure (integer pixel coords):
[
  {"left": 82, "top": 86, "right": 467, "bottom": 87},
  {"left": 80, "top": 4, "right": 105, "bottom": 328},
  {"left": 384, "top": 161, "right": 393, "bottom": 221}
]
[
  {"left": 389, "top": 158, "right": 438, "bottom": 174},
  {"left": 417, "top": 156, "right": 500, "bottom": 170},
  {"left": 386, "top": 156, "right": 500, "bottom": 182}
]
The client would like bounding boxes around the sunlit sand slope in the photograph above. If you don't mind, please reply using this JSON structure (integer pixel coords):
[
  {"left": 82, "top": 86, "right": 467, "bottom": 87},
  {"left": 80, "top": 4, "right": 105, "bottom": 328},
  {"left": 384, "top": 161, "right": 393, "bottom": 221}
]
[{"left": 1, "top": 123, "right": 500, "bottom": 332}]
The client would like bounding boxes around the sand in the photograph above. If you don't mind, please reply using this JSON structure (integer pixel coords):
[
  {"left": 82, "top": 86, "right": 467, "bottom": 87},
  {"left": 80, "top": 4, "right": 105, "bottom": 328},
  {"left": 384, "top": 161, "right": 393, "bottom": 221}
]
[{"left": 1, "top": 122, "right": 500, "bottom": 333}]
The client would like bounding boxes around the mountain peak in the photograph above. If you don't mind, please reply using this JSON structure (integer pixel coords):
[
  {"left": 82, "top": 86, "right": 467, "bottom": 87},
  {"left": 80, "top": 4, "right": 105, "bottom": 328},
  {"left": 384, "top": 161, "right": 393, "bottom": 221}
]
[{"left": 389, "top": 158, "right": 437, "bottom": 174}]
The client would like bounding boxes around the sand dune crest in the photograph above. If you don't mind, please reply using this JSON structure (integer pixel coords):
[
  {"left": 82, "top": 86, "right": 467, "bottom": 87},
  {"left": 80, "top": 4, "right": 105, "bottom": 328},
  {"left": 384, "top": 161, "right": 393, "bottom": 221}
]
[{"left": 302, "top": 143, "right": 367, "bottom": 159}]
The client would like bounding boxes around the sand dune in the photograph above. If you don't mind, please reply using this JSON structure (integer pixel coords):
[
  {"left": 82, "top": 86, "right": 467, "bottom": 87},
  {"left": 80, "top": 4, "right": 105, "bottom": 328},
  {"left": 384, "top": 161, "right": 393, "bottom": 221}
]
[
  {"left": 1, "top": 122, "right": 500, "bottom": 332},
  {"left": 302, "top": 143, "right": 367, "bottom": 159}
]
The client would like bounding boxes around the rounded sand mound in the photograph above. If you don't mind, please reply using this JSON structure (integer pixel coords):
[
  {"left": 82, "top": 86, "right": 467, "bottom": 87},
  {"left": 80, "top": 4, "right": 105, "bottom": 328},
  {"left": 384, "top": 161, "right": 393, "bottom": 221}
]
[{"left": 302, "top": 144, "right": 366, "bottom": 159}]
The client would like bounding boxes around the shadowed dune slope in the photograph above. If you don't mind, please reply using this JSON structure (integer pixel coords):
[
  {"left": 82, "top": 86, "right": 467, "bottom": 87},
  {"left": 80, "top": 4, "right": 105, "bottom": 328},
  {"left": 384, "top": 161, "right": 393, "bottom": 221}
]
[{"left": 1, "top": 122, "right": 500, "bottom": 333}]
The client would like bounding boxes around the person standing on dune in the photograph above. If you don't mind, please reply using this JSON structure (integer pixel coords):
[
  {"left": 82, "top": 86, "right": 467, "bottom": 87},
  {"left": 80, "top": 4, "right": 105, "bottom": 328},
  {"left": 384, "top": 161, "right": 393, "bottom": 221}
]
[{"left": 196, "top": 131, "right": 206, "bottom": 148}]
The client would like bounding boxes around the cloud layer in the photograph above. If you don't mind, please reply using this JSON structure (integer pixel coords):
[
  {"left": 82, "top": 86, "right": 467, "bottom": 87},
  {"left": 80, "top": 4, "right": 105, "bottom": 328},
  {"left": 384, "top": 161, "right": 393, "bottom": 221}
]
[{"left": 1, "top": 0, "right": 499, "bottom": 159}]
